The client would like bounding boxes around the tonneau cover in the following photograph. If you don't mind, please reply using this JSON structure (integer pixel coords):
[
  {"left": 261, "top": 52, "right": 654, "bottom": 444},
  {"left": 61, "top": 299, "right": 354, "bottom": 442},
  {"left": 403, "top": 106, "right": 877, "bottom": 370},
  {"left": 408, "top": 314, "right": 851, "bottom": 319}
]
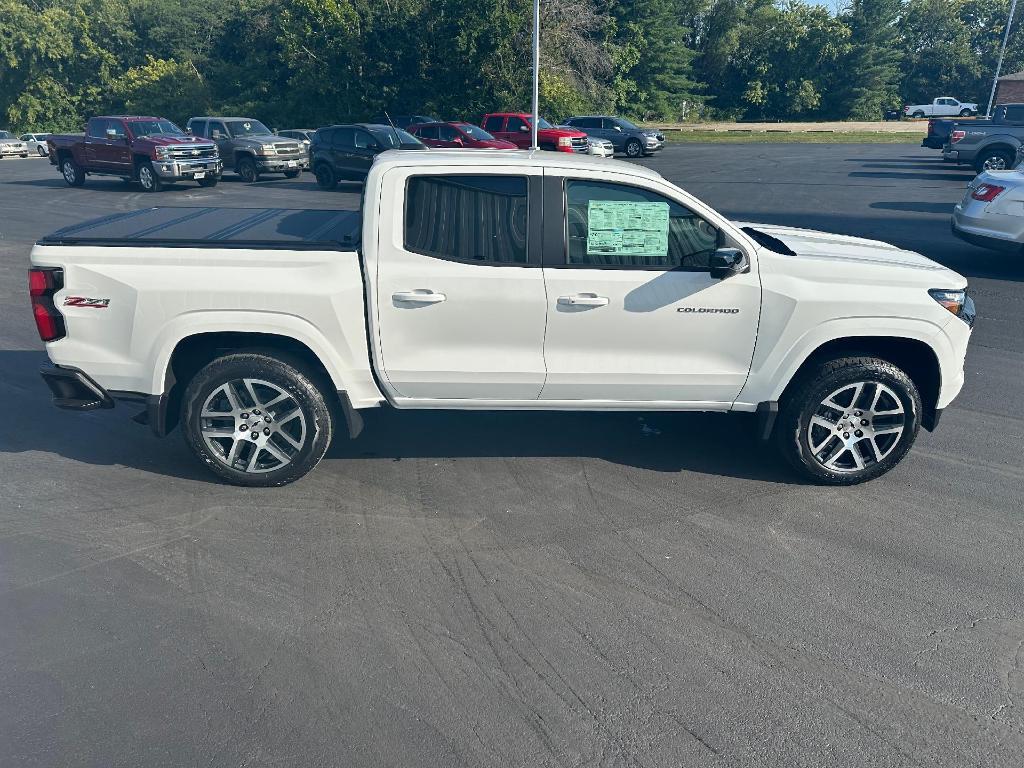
[{"left": 38, "top": 207, "right": 361, "bottom": 249}]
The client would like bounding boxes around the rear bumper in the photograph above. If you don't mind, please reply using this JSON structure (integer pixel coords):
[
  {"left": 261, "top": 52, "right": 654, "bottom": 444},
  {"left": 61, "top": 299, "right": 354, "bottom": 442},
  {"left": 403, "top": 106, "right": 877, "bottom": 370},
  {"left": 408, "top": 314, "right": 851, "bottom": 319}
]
[
  {"left": 40, "top": 366, "right": 114, "bottom": 410},
  {"left": 952, "top": 221, "right": 1022, "bottom": 253}
]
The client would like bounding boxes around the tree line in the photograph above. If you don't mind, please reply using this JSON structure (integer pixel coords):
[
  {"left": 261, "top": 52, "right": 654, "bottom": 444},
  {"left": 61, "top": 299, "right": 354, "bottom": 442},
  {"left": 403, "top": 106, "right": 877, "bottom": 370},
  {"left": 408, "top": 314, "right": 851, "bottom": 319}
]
[{"left": 1, "top": 0, "right": 1021, "bottom": 132}]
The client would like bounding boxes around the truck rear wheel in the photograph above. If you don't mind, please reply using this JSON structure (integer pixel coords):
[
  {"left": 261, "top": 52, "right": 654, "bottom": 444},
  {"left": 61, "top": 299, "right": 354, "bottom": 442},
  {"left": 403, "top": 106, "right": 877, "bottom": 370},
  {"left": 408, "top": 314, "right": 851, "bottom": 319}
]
[
  {"left": 180, "top": 352, "right": 334, "bottom": 487},
  {"left": 61, "top": 156, "right": 85, "bottom": 187},
  {"left": 138, "top": 161, "right": 163, "bottom": 192},
  {"left": 775, "top": 356, "right": 921, "bottom": 485},
  {"left": 911, "top": 110, "right": 925, "bottom": 118},
  {"left": 975, "top": 149, "right": 1013, "bottom": 174}
]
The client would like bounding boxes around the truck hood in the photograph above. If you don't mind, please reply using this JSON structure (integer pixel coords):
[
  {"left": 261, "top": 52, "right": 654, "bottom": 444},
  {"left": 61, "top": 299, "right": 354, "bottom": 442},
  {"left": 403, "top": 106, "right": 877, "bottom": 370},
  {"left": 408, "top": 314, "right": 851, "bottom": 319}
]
[
  {"left": 538, "top": 127, "right": 587, "bottom": 139},
  {"left": 143, "top": 134, "right": 214, "bottom": 146},
  {"left": 736, "top": 222, "right": 955, "bottom": 272},
  {"left": 233, "top": 135, "right": 293, "bottom": 146}
]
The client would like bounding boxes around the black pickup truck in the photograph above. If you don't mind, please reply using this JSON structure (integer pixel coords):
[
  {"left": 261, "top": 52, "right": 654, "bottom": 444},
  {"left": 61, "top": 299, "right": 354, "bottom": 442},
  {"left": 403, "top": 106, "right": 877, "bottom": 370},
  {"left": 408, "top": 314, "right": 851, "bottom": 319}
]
[{"left": 942, "top": 103, "right": 1024, "bottom": 173}]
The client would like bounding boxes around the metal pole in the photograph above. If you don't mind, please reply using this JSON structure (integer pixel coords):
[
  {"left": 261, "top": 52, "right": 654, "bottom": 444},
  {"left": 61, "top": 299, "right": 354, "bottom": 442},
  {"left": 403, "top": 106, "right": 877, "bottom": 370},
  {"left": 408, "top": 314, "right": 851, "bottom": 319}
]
[
  {"left": 987, "top": 0, "right": 1019, "bottom": 117},
  {"left": 531, "top": 0, "right": 540, "bottom": 150}
]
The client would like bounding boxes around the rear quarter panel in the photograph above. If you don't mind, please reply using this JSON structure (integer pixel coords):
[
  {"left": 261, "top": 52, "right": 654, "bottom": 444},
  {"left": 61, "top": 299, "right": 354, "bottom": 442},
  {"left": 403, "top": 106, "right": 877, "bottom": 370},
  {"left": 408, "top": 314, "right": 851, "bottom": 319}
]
[{"left": 30, "top": 244, "right": 383, "bottom": 408}]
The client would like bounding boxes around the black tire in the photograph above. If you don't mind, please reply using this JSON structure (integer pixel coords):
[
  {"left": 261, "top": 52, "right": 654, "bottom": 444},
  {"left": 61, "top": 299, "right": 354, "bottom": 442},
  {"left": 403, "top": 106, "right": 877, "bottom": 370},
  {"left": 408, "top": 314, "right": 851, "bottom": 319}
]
[
  {"left": 283, "top": 169, "right": 301, "bottom": 179},
  {"left": 775, "top": 356, "right": 921, "bottom": 485},
  {"left": 625, "top": 138, "right": 643, "bottom": 158},
  {"left": 974, "top": 149, "right": 1014, "bottom": 174},
  {"left": 959, "top": 109, "right": 972, "bottom": 117},
  {"left": 197, "top": 176, "right": 219, "bottom": 188},
  {"left": 313, "top": 163, "right": 337, "bottom": 189},
  {"left": 20, "top": 153, "right": 28, "bottom": 158},
  {"left": 138, "top": 161, "right": 163, "bottom": 192},
  {"left": 237, "top": 156, "right": 259, "bottom": 183},
  {"left": 912, "top": 110, "right": 925, "bottom": 118},
  {"left": 60, "top": 156, "right": 85, "bottom": 187},
  {"left": 180, "top": 352, "right": 334, "bottom": 487},
  {"left": 37, "top": 146, "right": 46, "bottom": 156}
]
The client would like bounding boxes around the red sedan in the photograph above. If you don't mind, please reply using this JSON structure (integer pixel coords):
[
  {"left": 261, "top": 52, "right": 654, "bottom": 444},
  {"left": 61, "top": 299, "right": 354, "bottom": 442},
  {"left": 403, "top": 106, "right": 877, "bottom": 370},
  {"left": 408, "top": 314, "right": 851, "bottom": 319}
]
[{"left": 407, "top": 121, "right": 518, "bottom": 149}]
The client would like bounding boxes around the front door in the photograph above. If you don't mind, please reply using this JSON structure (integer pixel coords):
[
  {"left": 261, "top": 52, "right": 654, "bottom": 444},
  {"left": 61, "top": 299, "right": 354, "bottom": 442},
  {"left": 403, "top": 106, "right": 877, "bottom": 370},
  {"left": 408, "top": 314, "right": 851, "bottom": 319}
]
[
  {"left": 98, "top": 119, "right": 132, "bottom": 175},
  {"left": 504, "top": 116, "right": 531, "bottom": 148},
  {"left": 540, "top": 173, "right": 761, "bottom": 404},
  {"left": 374, "top": 168, "right": 547, "bottom": 401}
]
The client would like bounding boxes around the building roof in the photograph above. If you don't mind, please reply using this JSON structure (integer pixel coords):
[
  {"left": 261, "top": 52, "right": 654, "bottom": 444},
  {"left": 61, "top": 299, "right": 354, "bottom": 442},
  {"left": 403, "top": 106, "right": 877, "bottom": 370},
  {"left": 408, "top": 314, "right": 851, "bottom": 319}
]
[
  {"left": 998, "top": 71, "right": 1024, "bottom": 81},
  {"left": 371, "top": 148, "right": 665, "bottom": 181}
]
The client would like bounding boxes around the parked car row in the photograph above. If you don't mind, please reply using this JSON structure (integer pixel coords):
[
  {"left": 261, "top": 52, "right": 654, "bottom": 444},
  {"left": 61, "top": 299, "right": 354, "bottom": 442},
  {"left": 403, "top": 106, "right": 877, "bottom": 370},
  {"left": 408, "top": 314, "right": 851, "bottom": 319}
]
[{"left": 39, "top": 110, "right": 663, "bottom": 192}]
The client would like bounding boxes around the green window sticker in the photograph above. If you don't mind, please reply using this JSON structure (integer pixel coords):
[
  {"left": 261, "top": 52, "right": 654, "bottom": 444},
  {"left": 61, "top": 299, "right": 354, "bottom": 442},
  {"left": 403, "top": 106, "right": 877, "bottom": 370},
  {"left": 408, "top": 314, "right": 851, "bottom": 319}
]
[{"left": 587, "top": 200, "right": 670, "bottom": 257}]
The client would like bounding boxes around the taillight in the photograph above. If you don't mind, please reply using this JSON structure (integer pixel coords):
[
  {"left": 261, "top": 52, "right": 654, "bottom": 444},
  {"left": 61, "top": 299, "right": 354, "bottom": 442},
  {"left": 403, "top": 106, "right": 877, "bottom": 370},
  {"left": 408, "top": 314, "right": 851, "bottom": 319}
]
[
  {"left": 951, "top": 130, "right": 966, "bottom": 143},
  {"left": 971, "top": 183, "right": 1005, "bottom": 202},
  {"left": 28, "top": 267, "right": 66, "bottom": 342}
]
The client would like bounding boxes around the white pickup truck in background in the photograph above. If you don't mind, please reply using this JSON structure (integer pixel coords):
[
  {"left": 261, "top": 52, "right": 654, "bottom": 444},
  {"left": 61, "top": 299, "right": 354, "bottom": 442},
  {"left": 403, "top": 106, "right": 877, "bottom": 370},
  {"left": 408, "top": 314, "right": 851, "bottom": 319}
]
[
  {"left": 29, "top": 151, "right": 975, "bottom": 486},
  {"left": 905, "top": 97, "right": 978, "bottom": 118}
]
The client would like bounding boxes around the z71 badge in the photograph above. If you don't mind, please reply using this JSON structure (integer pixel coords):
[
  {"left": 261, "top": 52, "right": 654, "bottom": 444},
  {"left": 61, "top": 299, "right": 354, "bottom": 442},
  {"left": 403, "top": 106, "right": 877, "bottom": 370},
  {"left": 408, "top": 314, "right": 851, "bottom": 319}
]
[{"left": 63, "top": 296, "right": 110, "bottom": 308}]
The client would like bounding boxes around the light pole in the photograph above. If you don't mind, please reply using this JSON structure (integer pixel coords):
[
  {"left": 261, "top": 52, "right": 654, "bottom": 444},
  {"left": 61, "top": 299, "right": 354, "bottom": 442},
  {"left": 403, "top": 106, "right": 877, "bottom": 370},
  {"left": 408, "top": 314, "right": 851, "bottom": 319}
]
[
  {"left": 987, "top": 0, "right": 1019, "bottom": 117},
  {"left": 531, "top": 0, "right": 540, "bottom": 150}
]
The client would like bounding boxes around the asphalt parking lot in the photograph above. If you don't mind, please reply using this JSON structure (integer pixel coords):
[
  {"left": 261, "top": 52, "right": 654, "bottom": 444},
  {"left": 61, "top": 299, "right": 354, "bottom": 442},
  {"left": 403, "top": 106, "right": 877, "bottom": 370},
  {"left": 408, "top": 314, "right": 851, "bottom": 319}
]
[{"left": 1, "top": 146, "right": 1022, "bottom": 767}]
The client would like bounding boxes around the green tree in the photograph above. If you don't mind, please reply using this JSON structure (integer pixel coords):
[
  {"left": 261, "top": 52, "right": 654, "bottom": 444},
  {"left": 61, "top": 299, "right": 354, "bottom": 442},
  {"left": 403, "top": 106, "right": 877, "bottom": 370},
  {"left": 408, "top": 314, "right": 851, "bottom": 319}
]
[{"left": 829, "top": 0, "right": 902, "bottom": 119}]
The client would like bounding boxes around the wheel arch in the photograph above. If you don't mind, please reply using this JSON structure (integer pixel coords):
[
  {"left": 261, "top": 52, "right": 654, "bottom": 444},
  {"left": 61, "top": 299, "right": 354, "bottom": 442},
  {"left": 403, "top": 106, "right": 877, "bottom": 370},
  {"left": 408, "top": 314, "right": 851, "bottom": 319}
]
[
  {"left": 154, "top": 327, "right": 358, "bottom": 437},
  {"left": 777, "top": 336, "right": 942, "bottom": 431}
]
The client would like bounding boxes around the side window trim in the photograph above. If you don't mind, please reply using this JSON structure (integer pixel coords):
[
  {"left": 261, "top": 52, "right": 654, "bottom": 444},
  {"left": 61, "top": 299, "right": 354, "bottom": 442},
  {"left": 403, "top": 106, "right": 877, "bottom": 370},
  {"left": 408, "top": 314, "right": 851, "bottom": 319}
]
[
  {"left": 402, "top": 174, "right": 542, "bottom": 267},
  {"left": 543, "top": 175, "right": 719, "bottom": 272}
]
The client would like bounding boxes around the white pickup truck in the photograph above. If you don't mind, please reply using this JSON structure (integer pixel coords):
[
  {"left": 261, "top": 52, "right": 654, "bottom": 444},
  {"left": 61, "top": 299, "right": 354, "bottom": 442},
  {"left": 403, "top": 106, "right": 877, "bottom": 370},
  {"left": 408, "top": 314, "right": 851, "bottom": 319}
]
[
  {"left": 904, "top": 97, "right": 978, "bottom": 119},
  {"left": 29, "top": 151, "right": 975, "bottom": 486}
]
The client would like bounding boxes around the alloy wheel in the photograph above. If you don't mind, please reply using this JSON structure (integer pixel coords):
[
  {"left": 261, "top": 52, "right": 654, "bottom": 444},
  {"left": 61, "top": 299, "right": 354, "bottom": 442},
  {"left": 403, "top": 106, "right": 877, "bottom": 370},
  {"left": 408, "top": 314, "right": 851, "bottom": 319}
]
[
  {"left": 139, "top": 165, "right": 154, "bottom": 190},
  {"left": 982, "top": 154, "right": 1008, "bottom": 171},
  {"left": 805, "top": 381, "right": 906, "bottom": 473},
  {"left": 62, "top": 161, "right": 76, "bottom": 184},
  {"left": 199, "top": 378, "right": 307, "bottom": 474}
]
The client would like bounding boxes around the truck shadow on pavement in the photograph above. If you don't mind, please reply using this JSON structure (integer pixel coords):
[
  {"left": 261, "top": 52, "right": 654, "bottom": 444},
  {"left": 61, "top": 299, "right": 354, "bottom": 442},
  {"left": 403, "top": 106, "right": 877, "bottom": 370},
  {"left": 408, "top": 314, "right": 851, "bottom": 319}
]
[{"left": 0, "top": 350, "right": 797, "bottom": 485}]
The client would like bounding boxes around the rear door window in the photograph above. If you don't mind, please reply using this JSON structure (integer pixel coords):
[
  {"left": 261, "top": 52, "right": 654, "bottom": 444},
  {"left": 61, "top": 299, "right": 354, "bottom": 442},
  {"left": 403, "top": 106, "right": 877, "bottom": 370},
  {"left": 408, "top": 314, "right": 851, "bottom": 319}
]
[
  {"left": 405, "top": 175, "right": 529, "bottom": 264},
  {"left": 483, "top": 116, "right": 505, "bottom": 132}
]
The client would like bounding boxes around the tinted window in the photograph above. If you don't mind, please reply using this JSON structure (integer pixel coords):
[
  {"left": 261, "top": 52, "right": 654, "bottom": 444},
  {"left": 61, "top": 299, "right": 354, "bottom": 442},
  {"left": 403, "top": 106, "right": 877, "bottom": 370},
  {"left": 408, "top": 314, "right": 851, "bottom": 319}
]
[
  {"left": 1003, "top": 105, "right": 1024, "bottom": 122},
  {"left": 565, "top": 180, "right": 718, "bottom": 269},
  {"left": 209, "top": 121, "right": 228, "bottom": 138},
  {"left": 354, "top": 129, "right": 376, "bottom": 149},
  {"left": 130, "top": 119, "right": 182, "bottom": 137},
  {"left": 439, "top": 125, "right": 459, "bottom": 141},
  {"left": 190, "top": 119, "right": 207, "bottom": 137},
  {"left": 507, "top": 116, "right": 528, "bottom": 132},
  {"left": 333, "top": 127, "right": 355, "bottom": 147},
  {"left": 418, "top": 125, "right": 439, "bottom": 140},
  {"left": 574, "top": 117, "right": 601, "bottom": 129},
  {"left": 87, "top": 119, "right": 106, "bottom": 138},
  {"left": 105, "top": 120, "right": 126, "bottom": 138},
  {"left": 483, "top": 116, "right": 504, "bottom": 132},
  {"left": 405, "top": 175, "right": 529, "bottom": 264}
]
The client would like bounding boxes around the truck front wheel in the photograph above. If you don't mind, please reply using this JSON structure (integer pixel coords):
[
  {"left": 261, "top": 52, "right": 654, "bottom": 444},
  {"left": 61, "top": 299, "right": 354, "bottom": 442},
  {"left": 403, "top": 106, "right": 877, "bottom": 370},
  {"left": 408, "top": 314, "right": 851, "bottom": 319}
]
[
  {"left": 775, "top": 356, "right": 921, "bottom": 485},
  {"left": 237, "top": 156, "right": 259, "bottom": 183},
  {"left": 180, "top": 352, "right": 334, "bottom": 487},
  {"left": 138, "top": 161, "right": 163, "bottom": 192},
  {"left": 61, "top": 156, "right": 85, "bottom": 187}
]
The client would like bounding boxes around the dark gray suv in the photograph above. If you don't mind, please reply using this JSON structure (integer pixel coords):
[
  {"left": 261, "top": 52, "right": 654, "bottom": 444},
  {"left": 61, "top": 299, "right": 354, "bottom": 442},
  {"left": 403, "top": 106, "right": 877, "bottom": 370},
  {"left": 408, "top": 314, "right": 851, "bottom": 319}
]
[
  {"left": 186, "top": 116, "right": 309, "bottom": 182},
  {"left": 562, "top": 116, "right": 665, "bottom": 157}
]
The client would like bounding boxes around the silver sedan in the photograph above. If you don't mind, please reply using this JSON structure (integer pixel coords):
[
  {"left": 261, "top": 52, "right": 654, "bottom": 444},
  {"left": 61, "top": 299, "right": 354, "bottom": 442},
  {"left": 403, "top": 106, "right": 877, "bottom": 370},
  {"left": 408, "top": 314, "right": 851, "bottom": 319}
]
[
  {"left": 952, "top": 170, "right": 1024, "bottom": 253},
  {"left": 20, "top": 133, "right": 49, "bottom": 156},
  {"left": 0, "top": 131, "right": 29, "bottom": 158}
]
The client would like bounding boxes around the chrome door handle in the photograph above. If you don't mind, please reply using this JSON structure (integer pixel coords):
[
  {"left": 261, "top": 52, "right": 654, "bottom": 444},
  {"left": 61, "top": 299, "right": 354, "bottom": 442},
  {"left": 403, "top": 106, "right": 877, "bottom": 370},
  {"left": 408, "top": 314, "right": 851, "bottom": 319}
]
[
  {"left": 557, "top": 294, "right": 609, "bottom": 307},
  {"left": 392, "top": 290, "right": 447, "bottom": 304}
]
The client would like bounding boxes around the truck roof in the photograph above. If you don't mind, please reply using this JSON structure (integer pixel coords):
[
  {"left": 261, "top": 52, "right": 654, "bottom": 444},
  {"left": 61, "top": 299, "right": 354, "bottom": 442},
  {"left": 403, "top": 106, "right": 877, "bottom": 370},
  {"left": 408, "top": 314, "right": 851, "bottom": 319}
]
[
  {"left": 94, "top": 116, "right": 165, "bottom": 121},
  {"left": 39, "top": 207, "right": 361, "bottom": 250},
  {"left": 371, "top": 148, "right": 665, "bottom": 182}
]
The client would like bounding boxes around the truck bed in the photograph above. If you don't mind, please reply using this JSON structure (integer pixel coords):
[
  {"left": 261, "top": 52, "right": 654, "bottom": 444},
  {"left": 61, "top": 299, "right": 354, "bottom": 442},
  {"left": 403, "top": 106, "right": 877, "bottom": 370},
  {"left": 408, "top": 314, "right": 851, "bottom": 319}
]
[{"left": 39, "top": 207, "right": 361, "bottom": 250}]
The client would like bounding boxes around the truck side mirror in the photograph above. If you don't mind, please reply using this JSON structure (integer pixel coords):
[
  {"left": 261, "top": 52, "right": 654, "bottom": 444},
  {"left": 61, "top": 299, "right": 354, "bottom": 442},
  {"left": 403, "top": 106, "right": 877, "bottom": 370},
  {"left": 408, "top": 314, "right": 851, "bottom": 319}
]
[
  {"left": 519, "top": 125, "right": 529, "bottom": 132},
  {"left": 709, "top": 248, "right": 750, "bottom": 280}
]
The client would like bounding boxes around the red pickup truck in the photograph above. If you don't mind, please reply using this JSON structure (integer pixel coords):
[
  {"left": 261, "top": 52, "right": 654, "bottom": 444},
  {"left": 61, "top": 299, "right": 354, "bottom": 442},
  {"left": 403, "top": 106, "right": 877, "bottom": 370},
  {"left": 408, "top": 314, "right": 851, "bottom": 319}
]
[
  {"left": 47, "top": 116, "right": 223, "bottom": 192},
  {"left": 480, "top": 112, "right": 588, "bottom": 152}
]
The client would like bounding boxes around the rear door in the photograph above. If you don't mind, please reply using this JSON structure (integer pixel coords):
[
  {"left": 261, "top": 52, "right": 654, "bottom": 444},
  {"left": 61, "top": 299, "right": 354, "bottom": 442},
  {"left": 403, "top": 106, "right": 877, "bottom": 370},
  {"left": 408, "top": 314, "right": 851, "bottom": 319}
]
[
  {"left": 83, "top": 119, "right": 108, "bottom": 168},
  {"left": 373, "top": 168, "right": 547, "bottom": 401},
  {"left": 539, "top": 171, "right": 761, "bottom": 404},
  {"left": 482, "top": 115, "right": 509, "bottom": 143}
]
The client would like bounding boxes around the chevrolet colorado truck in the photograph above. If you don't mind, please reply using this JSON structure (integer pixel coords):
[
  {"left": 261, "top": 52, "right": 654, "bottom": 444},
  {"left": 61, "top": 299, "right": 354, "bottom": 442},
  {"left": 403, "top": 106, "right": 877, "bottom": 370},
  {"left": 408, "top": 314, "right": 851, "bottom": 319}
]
[
  {"left": 30, "top": 151, "right": 975, "bottom": 487},
  {"left": 47, "top": 116, "right": 221, "bottom": 191},
  {"left": 943, "top": 103, "right": 1024, "bottom": 173}
]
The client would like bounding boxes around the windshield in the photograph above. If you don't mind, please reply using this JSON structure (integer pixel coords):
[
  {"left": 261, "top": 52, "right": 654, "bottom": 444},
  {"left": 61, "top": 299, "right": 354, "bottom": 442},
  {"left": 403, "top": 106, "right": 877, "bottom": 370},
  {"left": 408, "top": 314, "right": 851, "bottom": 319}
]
[
  {"left": 130, "top": 119, "right": 184, "bottom": 137},
  {"left": 0, "top": 131, "right": 12, "bottom": 140},
  {"left": 458, "top": 124, "right": 496, "bottom": 141},
  {"left": 615, "top": 118, "right": 642, "bottom": 131},
  {"left": 226, "top": 120, "right": 272, "bottom": 137},
  {"left": 527, "top": 117, "right": 555, "bottom": 130},
  {"left": 370, "top": 127, "right": 422, "bottom": 147}
]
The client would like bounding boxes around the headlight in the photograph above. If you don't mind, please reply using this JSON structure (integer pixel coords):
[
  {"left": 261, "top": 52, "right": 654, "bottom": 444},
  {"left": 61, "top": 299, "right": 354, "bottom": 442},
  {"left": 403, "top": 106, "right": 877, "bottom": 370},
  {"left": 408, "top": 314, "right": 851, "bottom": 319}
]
[
  {"left": 558, "top": 136, "right": 572, "bottom": 147},
  {"left": 929, "top": 288, "right": 975, "bottom": 327},
  {"left": 155, "top": 146, "right": 172, "bottom": 159}
]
